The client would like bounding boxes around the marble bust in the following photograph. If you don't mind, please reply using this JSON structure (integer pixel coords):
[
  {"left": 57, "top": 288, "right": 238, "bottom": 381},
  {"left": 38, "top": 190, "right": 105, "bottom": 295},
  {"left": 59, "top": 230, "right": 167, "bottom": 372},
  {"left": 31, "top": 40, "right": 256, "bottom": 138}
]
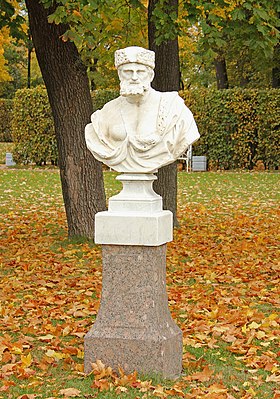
[{"left": 85, "top": 46, "right": 200, "bottom": 173}]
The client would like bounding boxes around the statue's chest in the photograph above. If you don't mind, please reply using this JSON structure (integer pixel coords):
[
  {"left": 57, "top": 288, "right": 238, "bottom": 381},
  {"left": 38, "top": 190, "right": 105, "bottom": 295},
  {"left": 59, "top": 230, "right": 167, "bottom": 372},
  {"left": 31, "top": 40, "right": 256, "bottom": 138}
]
[{"left": 120, "top": 102, "right": 159, "bottom": 137}]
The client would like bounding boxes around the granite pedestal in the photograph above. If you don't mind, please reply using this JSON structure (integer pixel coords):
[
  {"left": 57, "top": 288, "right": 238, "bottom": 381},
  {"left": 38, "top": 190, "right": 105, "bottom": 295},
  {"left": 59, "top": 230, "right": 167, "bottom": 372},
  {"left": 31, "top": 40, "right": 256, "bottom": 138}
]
[{"left": 84, "top": 174, "right": 183, "bottom": 378}]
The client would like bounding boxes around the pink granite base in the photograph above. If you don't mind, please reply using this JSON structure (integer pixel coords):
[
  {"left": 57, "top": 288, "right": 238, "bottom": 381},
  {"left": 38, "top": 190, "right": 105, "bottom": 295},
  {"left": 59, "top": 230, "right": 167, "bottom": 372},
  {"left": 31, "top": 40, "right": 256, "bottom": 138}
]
[{"left": 84, "top": 244, "right": 182, "bottom": 379}]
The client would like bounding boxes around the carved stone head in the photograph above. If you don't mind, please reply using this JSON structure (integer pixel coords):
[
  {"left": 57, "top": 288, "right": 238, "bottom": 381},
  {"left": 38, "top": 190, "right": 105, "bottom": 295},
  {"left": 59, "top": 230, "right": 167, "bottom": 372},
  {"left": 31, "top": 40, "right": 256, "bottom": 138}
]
[
  {"left": 115, "top": 47, "right": 155, "bottom": 98},
  {"left": 114, "top": 46, "right": 155, "bottom": 70}
]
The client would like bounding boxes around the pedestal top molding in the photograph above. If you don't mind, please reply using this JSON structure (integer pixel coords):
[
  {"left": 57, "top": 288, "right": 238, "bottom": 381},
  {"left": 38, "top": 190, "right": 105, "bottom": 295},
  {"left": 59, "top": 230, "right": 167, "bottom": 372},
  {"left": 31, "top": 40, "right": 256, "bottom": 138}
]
[
  {"left": 109, "top": 173, "right": 162, "bottom": 213},
  {"left": 95, "top": 173, "right": 173, "bottom": 246}
]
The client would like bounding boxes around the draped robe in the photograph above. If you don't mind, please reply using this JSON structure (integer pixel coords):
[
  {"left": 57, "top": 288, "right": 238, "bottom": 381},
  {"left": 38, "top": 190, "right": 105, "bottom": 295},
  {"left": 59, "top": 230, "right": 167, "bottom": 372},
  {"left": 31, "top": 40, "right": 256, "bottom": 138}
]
[{"left": 85, "top": 89, "right": 199, "bottom": 173}]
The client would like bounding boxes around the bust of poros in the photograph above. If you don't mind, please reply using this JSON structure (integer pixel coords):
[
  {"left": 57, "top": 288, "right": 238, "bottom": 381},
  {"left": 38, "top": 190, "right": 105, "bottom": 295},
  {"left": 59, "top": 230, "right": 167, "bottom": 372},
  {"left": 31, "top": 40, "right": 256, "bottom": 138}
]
[{"left": 85, "top": 46, "right": 200, "bottom": 173}]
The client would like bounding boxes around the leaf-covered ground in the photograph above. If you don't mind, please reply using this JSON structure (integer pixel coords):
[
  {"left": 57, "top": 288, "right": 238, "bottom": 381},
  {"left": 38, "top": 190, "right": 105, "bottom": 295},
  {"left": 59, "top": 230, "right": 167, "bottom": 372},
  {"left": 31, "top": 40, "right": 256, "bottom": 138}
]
[{"left": 0, "top": 169, "right": 279, "bottom": 399}]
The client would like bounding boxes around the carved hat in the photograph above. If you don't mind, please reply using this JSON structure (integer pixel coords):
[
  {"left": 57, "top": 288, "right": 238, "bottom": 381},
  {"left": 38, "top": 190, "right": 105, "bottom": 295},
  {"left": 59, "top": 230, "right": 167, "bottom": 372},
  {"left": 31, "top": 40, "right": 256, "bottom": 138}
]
[{"left": 114, "top": 46, "right": 155, "bottom": 69}]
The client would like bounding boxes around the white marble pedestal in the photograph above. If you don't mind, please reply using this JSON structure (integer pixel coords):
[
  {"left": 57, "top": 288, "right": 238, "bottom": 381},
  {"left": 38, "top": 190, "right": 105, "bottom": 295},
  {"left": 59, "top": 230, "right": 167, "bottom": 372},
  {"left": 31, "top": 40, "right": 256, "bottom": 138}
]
[{"left": 84, "top": 174, "right": 182, "bottom": 378}]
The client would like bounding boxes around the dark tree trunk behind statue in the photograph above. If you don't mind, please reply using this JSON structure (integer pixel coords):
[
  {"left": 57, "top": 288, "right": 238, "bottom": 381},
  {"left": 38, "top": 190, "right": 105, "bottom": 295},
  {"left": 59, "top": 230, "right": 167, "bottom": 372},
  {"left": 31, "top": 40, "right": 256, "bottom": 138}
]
[
  {"left": 148, "top": 0, "right": 180, "bottom": 226},
  {"left": 25, "top": 0, "right": 106, "bottom": 239},
  {"left": 272, "top": 42, "right": 280, "bottom": 88},
  {"left": 214, "top": 54, "right": 229, "bottom": 89}
]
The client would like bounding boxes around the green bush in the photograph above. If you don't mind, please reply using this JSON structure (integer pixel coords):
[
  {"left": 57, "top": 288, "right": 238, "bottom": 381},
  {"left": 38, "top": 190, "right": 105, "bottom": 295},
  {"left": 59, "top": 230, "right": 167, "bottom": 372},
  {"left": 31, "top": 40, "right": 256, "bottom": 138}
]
[
  {"left": 10, "top": 86, "right": 279, "bottom": 170},
  {"left": 10, "top": 87, "right": 119, "bottom": 166},
  {"left": 12, "top": 86, "right": 58, "bottom": 166},
  {"left": 183, "top": 88, "right": 280, "bottom": 170},
  {"left": 0, "top": 99, "right": 13, "bottom": 142},
  {"left": 92, "top": 89, "right": 118, "bottom": 111}
]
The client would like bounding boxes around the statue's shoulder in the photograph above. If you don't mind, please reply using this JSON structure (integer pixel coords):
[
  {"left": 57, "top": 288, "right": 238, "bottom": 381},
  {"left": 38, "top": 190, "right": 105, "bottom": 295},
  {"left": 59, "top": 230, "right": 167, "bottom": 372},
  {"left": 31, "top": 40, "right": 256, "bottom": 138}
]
[
  {"left": 157, "top": 91, "right": 185, "bottom": 111},
  {"left": 159, "top": 91, "right": 184, "bottom": 105},
  {"left": 92, "top": 96, "right": 122, "bottom": 124},
  {"left": 101, "top": 96, "right": 122, "bottom": 112}
]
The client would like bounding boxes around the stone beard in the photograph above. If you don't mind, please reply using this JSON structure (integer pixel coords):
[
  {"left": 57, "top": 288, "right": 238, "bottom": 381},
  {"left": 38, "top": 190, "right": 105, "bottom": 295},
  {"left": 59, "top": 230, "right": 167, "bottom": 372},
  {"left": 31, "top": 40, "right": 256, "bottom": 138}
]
[
  {"left": 85, "top": 46, "right": 200, "bottom": 173},
  {"left": 120, "top": 80, "right": 150, "bottom": 97}
]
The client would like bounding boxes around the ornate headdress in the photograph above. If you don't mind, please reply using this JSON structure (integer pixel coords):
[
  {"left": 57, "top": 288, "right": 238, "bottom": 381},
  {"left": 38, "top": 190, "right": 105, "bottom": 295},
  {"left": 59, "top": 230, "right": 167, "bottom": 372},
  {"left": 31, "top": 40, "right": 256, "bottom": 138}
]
[{"left": 114, "top": 46, "right": 155, "bottom": 69}]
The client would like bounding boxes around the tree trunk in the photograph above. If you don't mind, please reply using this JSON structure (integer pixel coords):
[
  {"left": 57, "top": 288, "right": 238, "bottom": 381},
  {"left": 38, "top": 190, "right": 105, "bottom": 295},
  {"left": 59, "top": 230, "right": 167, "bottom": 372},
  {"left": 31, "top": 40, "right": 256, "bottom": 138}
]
[
  {"left": 25, "top": 0, "right": 106, "bottom": 239},
  {"left": 148, "top": 0, "right": 180, "bottom": 226},
  {"left": 272, "top": 42, "right": 280, "bottom": 88},
  {"left": 27, "top": 28, "right": 32, "bottom": 89},
  {"left": 214, "top": 54, "right": 229, "bottom": 89}
]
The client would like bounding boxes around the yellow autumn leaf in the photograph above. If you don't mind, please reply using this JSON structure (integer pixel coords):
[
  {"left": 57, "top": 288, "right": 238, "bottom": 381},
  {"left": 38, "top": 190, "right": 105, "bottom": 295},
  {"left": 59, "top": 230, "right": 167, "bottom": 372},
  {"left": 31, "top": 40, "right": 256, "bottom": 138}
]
[
  {"left": 77, "top": 349, "right": 84, "bottom": 359},
  {"left": 12, "top": 346, "right": 23, "bottom": 355},
  {"left": 75, "top": 363, "right": 84, "bottom": 372},
  {"left": 153, "top": 385, "right": 166, "bottom": 397},
  {"left": 248, "top": 321, "right": 261, "bottom": 330},
  {"left": 271, "top": 366, "right": 279, "bottom": 373},
  {"left": 268, "top": 313, "right": 279, "bottom": 320},
  {"left": 246, "top": 387, "right": 257, "bottom": 396},
  {"left": 38, "top": 334, "right": 55, "bottom": 341},
  {"left": 45, "top": 349, "right": 65, "bottom": 360},
  {"left": 62, "top": 325, "right": 71, "bottom": 336},
  {"left": 21, "top": 352, "right": 32, "bottom": 368},
  {"left": 256, "top": 330, "right": 266, "bottom": 339}
]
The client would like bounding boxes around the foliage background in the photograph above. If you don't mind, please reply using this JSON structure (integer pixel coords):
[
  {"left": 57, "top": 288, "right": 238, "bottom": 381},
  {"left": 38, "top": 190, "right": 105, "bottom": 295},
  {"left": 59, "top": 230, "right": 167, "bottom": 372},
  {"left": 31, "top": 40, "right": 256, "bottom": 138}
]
[
  {"left": 0, "top": 98, "right": 13, "bottom": 142},
  {"left": 184, "top": 88, "right": 280, "bottom": 170},
  {"left": 11, "top": 86, "right": 57, "bottom": 165},
  {"left": 4, "top": 87, "right": 279, "bottom": 170}
]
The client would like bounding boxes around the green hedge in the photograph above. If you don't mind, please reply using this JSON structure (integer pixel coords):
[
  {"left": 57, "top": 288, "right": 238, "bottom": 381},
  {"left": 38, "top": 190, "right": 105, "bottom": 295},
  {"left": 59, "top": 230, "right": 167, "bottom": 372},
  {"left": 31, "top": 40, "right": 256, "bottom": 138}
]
[
  {"left": 0, "top": 99, "right": 13, "bottom": 142},
  {"left": 10, "top": 87, "right": 279, "bottom": 169},
  {"left": 12, "top": 86, "right": 58, "bottom": 166},
  {"left": 92, "top": 89, "right": 118, "bottom": 111},
  {"left": 10, "top": 88, "right": 118, "bottom": 166},
  {"left": 183, "top": 88, "right": 280, "bottom": 170}
]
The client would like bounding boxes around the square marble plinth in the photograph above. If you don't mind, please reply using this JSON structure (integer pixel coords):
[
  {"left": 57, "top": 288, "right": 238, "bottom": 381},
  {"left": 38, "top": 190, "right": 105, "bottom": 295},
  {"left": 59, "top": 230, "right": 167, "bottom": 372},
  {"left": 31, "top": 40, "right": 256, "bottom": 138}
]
[
  {"left": 95, "top": 210, "right": 172, "bottom": 246},
  {"left": 84, "top": 244, "right": 182, "bottom": 379}
]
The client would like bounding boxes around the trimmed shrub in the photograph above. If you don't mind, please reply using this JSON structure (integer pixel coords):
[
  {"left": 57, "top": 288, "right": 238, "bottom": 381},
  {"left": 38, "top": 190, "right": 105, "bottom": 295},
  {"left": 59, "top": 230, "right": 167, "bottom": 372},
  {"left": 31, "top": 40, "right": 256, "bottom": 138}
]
[
  {"left": 183, "top": 88, "right": 280, "bottom": 170},
  {"left": 12, "top": 86, "right": 58, "bottom": 166},
  {"left": 10, "top": 85, "right": 279, "bottom": 170},
  {"left": 0, "top": 99, "right": 13, "bottom": 142},
  {"left": 11, "top": 87, "right": 119, "bottom": 166},
  {"left": 92, "top": 89, "right": 118, "bottom": 111},
  {"left": 257, "top": 90, "right": 280, "bottom": 170}
]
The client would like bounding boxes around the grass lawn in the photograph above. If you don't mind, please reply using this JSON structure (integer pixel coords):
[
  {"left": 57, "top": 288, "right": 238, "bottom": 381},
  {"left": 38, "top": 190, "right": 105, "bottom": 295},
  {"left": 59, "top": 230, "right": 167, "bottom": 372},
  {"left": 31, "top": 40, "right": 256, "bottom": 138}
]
[{"left": 0, "top": 168, "right": 279, "bottom": 399}]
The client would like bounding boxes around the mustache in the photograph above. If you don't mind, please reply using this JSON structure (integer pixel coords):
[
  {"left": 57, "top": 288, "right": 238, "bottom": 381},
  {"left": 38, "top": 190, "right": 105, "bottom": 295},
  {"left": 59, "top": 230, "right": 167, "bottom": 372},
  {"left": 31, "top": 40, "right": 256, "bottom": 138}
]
[{"left": 120, "top": 81, "right": 150, "bottom": 97}]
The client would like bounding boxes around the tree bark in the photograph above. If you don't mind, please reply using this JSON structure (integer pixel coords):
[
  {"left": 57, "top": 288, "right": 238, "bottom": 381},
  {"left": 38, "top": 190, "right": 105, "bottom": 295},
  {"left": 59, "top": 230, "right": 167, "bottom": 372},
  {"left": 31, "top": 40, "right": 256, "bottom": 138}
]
[
  {"left": 148, "top": 0, "right": 180, "bottom": 226},
  {"left": 214, "top": 54, "right": 229, "bottom": 89},
  {"left": 25, "top": 0, "right": 106, "bottom": 239},
  {"left": 272, "top": 42, "right": 280, "bottom": 88},
  {"left": 27, "top": 28, "right": 32, "bottom": 89}
]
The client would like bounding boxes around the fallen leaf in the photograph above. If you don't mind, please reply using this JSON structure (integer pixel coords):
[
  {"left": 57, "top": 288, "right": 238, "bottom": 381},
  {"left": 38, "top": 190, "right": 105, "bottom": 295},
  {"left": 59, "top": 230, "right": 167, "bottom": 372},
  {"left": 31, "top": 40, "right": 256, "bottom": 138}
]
[
  {"left": 58, "top": 387, "right": 81, "bottom": 397},
  {"left": 21, "top": 353, "right": 33, "bottom": 368},
  {"left": 185, "top": 365, "right": 214, "bottom": 382},
  {"left": 266, "top": 374, "right": 280, "bottom": 383}
]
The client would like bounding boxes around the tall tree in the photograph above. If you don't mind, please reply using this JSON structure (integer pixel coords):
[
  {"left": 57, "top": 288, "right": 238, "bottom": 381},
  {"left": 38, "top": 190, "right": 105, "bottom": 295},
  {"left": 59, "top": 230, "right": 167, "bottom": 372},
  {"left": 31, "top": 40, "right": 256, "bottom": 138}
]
[
  {"left": 148, "top": 0, "right": 180, "bottom": 226},
  {"left": 27, "top": 25, "right": 33, "bottom": 89},
  {"left": 214, "top": 53, "right": 228, "bottom": 89},
  {"left": 0, "top": 27, "right": 12, "bottom": 83},
  {"left": 25, "top": 0, "right": 106, "bottom": 238},
  {"left": 272, "top": 42, "right": 280, "bottom": 88},
  {"left": 272, "top": 12, "right": 280, "bottom": 88},
  {"left": 184, "top": 0, "right": 280, "bottom": 89}
]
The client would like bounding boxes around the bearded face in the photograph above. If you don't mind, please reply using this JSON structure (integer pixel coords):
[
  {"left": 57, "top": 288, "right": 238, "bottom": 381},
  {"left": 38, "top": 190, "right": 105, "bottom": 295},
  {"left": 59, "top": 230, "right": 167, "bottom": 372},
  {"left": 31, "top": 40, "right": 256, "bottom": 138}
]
[
  {"left": 119, "top": 80, "right": 150, "bottom": 97},
  {"left": 118, "top": 63, "right": 154, "bottom": 98}
]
